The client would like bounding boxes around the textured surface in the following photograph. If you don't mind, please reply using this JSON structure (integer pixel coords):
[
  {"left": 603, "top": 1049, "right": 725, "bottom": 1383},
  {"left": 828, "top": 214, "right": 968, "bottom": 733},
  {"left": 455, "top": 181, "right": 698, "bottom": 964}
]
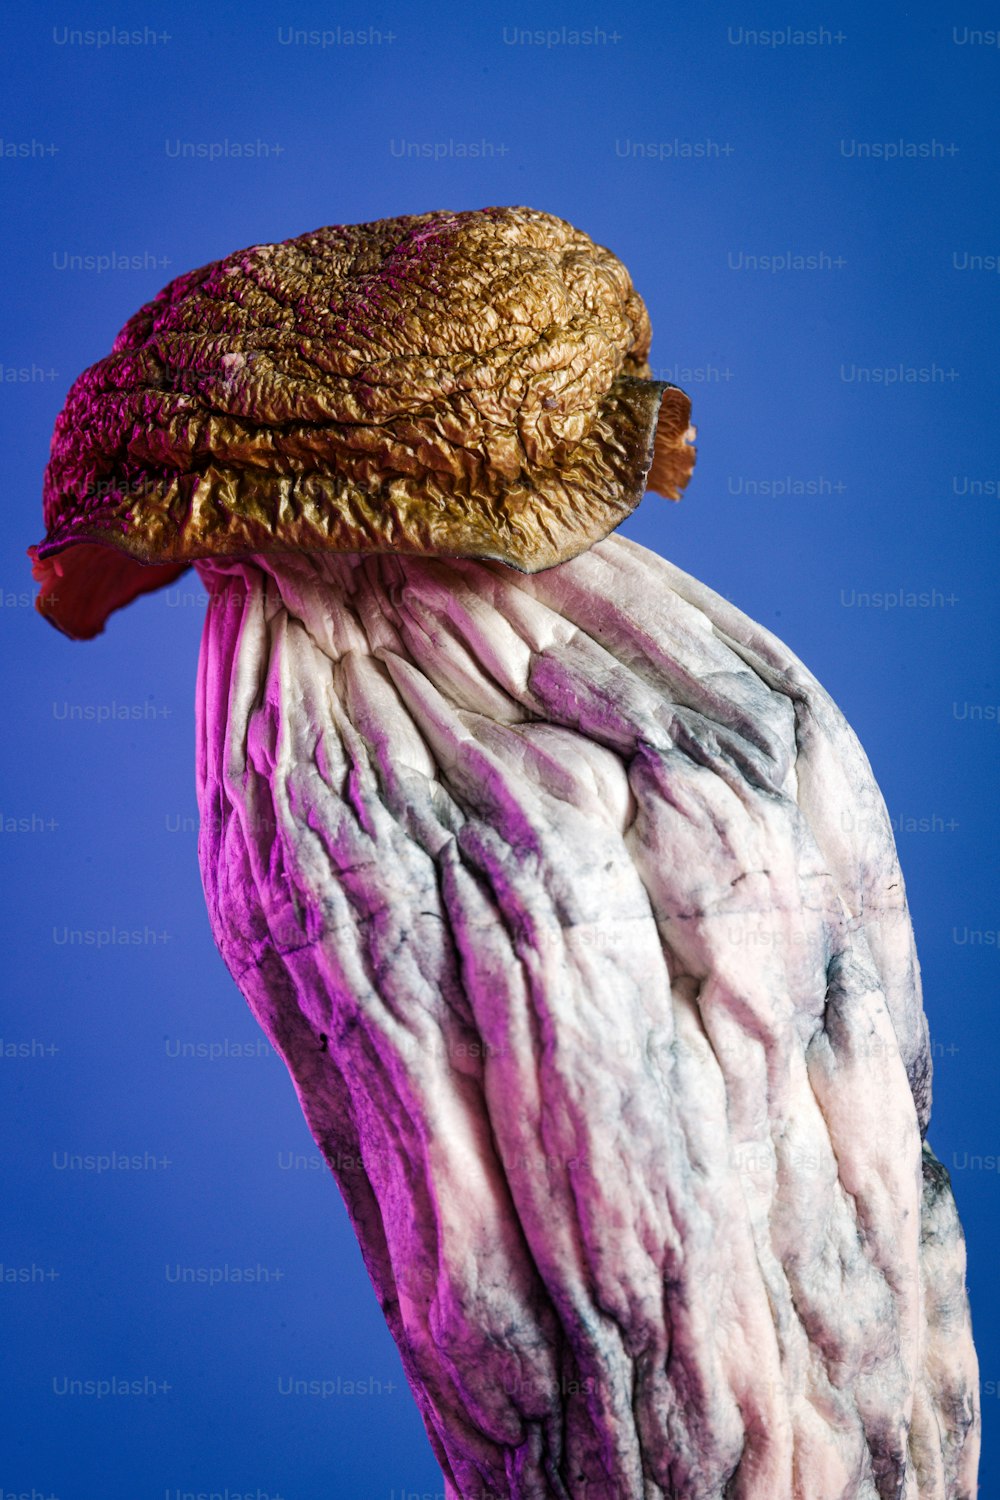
[
  {"left": 29, "top": 206, "right": 694, "bottom": 639},
  {"left": 195, "top": 534, "right": 979, "bottom": 1500}
]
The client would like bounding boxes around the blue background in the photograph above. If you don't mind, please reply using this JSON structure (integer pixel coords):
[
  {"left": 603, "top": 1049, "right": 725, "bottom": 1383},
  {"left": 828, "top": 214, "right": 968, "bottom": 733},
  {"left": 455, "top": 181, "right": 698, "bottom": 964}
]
[{"left": 1, "top": 3, "right": 996, "bottom": 1496}]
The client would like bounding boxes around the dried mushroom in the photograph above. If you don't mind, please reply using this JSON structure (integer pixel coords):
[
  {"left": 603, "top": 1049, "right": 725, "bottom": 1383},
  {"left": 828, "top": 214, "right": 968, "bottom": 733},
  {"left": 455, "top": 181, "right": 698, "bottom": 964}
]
[{"left": 30, "top": 206, "right": 978, "bottom": 1500}]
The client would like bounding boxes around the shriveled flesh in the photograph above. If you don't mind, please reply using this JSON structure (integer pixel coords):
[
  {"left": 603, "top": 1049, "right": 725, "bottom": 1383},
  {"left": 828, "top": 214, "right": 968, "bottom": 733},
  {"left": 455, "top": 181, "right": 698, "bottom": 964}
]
[
  {"left": 195, "top": 535, "right": 979, "bottom": 1500},
  {"left": 31, "top": 206, "right": 696, "bottom": 642}
]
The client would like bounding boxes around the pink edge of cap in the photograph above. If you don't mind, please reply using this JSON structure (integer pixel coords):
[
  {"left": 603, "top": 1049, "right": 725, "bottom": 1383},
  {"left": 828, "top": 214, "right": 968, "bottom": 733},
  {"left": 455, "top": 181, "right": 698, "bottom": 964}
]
[{"left": 28, "top": 541, "right": 190, "bottom": 641}]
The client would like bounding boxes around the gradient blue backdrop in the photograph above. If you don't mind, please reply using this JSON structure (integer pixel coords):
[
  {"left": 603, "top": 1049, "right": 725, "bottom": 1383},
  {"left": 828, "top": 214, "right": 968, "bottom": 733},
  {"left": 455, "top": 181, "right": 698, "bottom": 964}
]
[{"left": 1, "top": 3, "right": 996, "bottom": 1497}]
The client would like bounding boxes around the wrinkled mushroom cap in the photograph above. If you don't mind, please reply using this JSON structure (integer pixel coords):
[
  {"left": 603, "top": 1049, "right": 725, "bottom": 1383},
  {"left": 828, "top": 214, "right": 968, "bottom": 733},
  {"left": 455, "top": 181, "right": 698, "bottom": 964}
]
[{"left": 29, "top": 205, "right": 695, "bottom": 639}]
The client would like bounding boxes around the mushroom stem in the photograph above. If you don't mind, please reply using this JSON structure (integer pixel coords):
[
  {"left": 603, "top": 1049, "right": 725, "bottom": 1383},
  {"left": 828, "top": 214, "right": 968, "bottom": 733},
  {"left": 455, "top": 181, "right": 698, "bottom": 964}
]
[{"left": 194, "top": 537, "right": 979, "bottom": 1500}]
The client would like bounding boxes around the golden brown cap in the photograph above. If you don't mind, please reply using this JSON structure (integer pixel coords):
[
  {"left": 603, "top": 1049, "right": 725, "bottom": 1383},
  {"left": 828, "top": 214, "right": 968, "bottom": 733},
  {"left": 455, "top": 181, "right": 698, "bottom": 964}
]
[{"left": 29, "top": 206, "right": 695, "bottom": 639}]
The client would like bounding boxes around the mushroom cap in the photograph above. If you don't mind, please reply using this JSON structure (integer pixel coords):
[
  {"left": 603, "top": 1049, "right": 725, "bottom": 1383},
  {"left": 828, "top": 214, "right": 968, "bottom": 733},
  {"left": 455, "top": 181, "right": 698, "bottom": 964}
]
[{"left": 29, "top": 205, "right": 695, "bottom": 639}]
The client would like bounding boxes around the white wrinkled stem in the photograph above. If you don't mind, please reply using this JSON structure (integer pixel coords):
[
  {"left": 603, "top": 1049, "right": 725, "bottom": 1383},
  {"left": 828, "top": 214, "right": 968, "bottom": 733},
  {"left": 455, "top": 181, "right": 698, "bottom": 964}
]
[{"left": 194, "top": 535, "right": 979, "bottom": 1499}]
